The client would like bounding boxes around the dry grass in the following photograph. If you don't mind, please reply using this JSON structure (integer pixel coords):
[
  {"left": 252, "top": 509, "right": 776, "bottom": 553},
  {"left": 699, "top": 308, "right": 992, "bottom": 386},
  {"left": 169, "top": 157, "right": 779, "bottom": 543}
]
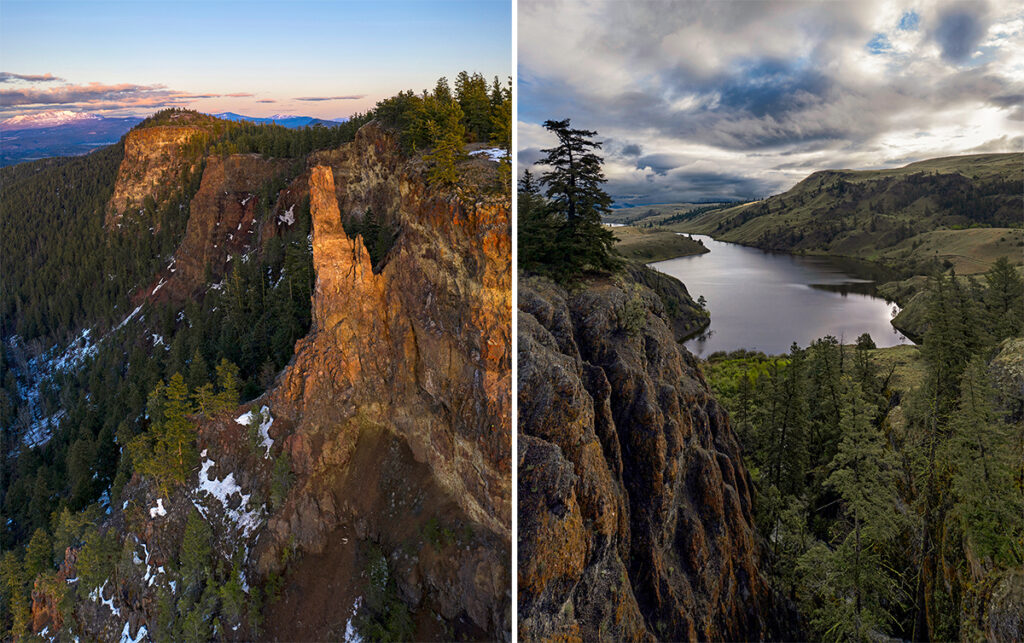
[{"left": 612, "top": 225, "right": 709, "bottom": 262}]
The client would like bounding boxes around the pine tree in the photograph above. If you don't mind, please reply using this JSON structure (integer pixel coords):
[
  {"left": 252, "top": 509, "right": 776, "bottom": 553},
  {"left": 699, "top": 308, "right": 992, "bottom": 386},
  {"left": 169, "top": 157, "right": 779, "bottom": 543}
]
[
  {"left": 800, "top": 378, "right": 899, "bottom": 641},
  {"left": 518, "top": 171, "right": 563, "bottom": 275},
  {"left": 192, "top": 382, "right": 216, "bottom": 418},
  {"left": 425, "top": 102, "right": 467, "bottom": 187},
  {"left": 768, "top": 344, "right": 808, "bottom": 497},
  {"left": 179, "top": 509, "right": 212, "bottom": 596},
  {"left": 163, "top": 373, "right": 196, "bottom": 486},
  {"left": 76, "top": 527, "right": 118, "bottom": 591},
  {"left": 432, "top": 76, "right": 452, "bottom": 105},
  {"left": 534, "top": 118, "right": 621, "bottom": 277},
  {"left": 214, "top": 358, "right": 240, "bottom": 412},
  {"left": 489, "top": 76, "right": 512, "bottom": 194},
  {"left": 984, "top": 256, "right": 1024, "bottom": 341},
  {"left": 67, "top": 433, "right": 97, "bottom": 508},
  {"left": 186, "top": 348, "right": 208, "bottom": 392},
  {"left": 24, "top": 528, "right": 53, "bottom": 581},
  {"left": 455, "top": 71, "right": 491, "bottom": 141},
  {"left": 129, "top": 374, "right": 197, "bottom": 495},
  {"left": 947, "top": 357, "right": 1023, "bottom": 564},
  {"left": 0, "top": 551, "right": 30, "bottom": 639}
]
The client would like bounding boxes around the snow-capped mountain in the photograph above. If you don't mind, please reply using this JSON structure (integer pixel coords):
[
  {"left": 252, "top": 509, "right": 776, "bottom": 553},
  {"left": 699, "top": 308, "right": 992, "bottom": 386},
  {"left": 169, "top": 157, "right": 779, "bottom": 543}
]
[
  {"left": 210, "top": 112, "right": 346, "bottom": 128},
  {"left": 0, "top": 112, "right": 142, "bottom": 166},
  {"left": 0, "top": 109, "right": 102, "bottom": 130}
]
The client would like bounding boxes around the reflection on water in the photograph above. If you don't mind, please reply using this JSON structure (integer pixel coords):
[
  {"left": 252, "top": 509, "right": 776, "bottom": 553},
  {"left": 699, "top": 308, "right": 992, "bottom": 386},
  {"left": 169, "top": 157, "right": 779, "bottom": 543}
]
[{"left": 650, "top": 235, "right": 910, "bottom": 356}]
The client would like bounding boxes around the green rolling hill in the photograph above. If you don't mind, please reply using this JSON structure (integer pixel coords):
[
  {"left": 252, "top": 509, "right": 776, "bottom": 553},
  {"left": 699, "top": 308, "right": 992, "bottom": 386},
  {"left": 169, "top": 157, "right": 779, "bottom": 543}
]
[{"left": 666, "top": 153, "right": 1022, "bottom": 276}]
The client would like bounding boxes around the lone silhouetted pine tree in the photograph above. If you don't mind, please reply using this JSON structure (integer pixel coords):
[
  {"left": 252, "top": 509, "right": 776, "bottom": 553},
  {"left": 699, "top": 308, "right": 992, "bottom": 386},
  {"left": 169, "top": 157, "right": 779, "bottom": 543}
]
[{"left": 527, "top": 118, "right": 620, "bottom": 278}]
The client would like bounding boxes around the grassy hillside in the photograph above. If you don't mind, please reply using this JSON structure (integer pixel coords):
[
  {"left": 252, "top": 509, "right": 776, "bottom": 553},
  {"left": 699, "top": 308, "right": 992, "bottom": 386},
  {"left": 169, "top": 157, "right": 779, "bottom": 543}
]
[
  {"left": 604, "top": 202, "right": 733, "bottom": 225},
  {"left": 667, "top": 153, "right": 1022, "bottom": 275},
  {"left": 612, "top": 225, "right": 709, "bottom": 262}
]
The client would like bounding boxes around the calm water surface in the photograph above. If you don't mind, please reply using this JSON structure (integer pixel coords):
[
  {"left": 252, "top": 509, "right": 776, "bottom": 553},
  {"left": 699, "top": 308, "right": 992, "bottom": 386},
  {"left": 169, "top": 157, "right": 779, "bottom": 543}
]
[{"left": 650, "top": 235, "right": 911, "bottom": 356}]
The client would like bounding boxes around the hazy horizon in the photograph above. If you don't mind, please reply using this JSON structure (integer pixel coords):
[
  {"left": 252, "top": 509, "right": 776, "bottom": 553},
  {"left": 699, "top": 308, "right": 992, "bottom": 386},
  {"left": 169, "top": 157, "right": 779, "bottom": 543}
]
[{"left": 1, "top": 0, "right": 511, "bottom": 122}]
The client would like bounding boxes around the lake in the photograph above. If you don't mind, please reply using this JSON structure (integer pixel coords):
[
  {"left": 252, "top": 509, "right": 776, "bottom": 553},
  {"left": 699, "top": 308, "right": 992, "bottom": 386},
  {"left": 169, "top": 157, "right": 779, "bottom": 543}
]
[{"left": 650, "top": 235, "right": 911, "bottom": 356}]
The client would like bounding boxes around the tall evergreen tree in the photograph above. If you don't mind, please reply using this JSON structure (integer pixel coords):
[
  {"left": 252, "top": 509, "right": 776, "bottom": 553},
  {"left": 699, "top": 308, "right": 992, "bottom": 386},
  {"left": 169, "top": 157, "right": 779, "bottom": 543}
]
[
  {"left": 529, "top": 118, "right": 620, "bottom": 278},
  {"left": 800, "top": 379, "right": 899, "bottom": 641},
  {"left": 984, "top": 256, "right": 1024, "bottom": 341},
  {"left": 425, "top": 102, "right": 467, "bottom": 187},
  {"left": 948, "top": 357, "right": 1023, "bottom": 565}
]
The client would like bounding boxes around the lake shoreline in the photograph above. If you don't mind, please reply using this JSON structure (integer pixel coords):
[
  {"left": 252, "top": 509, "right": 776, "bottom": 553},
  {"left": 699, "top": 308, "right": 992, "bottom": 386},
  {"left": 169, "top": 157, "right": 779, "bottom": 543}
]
[
  {"left": 650, "top": 234, "right": 912, "bottom": 357},
  {"left": 610, "top": 224, "right": 711, "bottom": 263}
]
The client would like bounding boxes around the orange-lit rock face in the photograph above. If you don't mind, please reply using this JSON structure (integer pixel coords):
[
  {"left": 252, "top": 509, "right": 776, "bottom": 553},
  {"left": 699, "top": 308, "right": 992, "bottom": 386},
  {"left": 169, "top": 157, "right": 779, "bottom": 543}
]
[
  {"left": 254, "top": 124, "right": 511, "bottom": 635},
  {"left": 60, "top": 121, "right": 509, "bottom": 641},
  {"left": 30, "top": 547, "right": 76, "bottom": 634},
  {"left": 106, "top": 125, "right": 204, "bottom": 226}
]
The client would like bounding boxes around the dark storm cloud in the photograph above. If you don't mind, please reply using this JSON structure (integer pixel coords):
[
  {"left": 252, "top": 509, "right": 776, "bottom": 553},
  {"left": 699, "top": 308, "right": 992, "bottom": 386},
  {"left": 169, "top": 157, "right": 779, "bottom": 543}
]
[
  {"left": 612, "top": 169, "right": 776, "bottom": 205},
  {"left": 988, "top": 93, "right": 1024, "bottom": 108},
  {"left": 716, "top": 60, "right": 832, "bottom": 119},
  {"left": 519, "top": 0, "right": 1021, "bottom": 204},
  {"left": 0, "top": 72, "right": 63, "bottom": 83},
  {"left": 932, "top": 3, "right": 991, "bottom": 62},
  {"left": 518, "top": 147, "right": 544, "bottom": 168},
  {"left": 636, "top": 153, "right": 688, "bottom": 176}
]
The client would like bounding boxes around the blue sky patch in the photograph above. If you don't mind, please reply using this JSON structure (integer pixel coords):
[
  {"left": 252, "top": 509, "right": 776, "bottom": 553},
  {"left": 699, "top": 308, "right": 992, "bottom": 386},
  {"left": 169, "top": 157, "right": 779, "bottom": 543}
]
[
  {"left": 866, "top": 33, "right": 892, "bottom": 54},
  {"left": 898, "top": 11, "right": 920, "bottom": 31}
]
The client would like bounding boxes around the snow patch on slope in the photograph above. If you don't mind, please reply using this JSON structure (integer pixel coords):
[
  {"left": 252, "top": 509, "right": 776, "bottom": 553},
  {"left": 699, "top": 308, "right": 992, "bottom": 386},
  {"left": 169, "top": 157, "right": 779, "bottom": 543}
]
[
  {"left": 469, "top": 147, "right": 508, "bottom": 162},
  {"left": 195, "top": 455, "right": 264, "bottom": 538},
  {"left": 149, "top": 498, "right": 167, "bottom": 518},
  {"left": 236, "top": 406, "right": 274, "bottom": 457},
  {"left": 279, "top": 204, "right": 295, "bottom": 226}
]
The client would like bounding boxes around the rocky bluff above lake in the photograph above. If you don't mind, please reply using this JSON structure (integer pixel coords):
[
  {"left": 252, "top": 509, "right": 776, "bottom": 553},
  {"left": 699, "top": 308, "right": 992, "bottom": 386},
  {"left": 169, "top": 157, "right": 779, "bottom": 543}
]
[{"left": 517, "top": 269, "right": 793, "bottom": 641}]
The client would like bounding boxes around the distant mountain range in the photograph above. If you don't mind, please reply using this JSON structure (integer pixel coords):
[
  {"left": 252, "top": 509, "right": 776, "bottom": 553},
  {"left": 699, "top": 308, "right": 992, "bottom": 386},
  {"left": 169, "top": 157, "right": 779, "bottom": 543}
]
[
  {"left": 0, "top": 111, "right": 143, "bottom": 167},
  {"left": 211, "top": 112, "right": 347, "bottom": 128},
  {"left": 0, "top": 110, "right": 348, "bottom": 167}
]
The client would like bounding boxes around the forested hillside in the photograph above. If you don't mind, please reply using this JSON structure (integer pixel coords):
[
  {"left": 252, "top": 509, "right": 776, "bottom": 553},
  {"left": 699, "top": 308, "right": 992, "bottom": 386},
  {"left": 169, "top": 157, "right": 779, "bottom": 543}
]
[
  {"left": 702, "top": 259, "right": 1023, "bottom": 640},
  {"left": 0, "top": 71, "right": 511, "bottom": 641}
]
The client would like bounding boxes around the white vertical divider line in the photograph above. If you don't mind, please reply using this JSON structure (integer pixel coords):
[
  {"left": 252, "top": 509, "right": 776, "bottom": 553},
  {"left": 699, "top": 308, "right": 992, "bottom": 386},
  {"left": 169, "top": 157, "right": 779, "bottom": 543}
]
[{"left": 510, "top": 0, "right": 519, "bottom": 640}]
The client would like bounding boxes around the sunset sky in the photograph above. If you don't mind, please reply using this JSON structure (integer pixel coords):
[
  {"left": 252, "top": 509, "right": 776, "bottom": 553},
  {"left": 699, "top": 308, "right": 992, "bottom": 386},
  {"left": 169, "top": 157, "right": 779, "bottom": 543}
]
[
  {"left": 519, "top": 0, "right": 1023, "bottom": 205},
  {"left": 1, "top": 0, "right": 511, "bottom": 121}
]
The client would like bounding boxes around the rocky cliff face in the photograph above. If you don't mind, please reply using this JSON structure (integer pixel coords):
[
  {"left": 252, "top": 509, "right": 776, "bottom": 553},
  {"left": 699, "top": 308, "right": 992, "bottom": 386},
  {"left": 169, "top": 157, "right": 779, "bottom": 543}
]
[
  {"left": 145, "top": 153, "right": 292, "bottom": 302},
  {"left": 517, "top": 272, "right": 782, "bottom": 641},
  {"left": 106, "top": 125, "right": 205, "bottom": 226},
  {"left": 50, "top": 122, "right": 510, "bottom": 641},
  {"left": 252, "top": 124, "right": 511, "bottom": 635}
]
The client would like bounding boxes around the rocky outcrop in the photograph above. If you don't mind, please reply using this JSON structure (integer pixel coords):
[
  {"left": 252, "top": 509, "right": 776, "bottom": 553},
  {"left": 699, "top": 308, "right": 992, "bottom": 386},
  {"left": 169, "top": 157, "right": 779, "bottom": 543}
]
[
  {"left": 105, "top": 125, "right": 205, "bottom": 226},
  {"left": 518, "top": 273, "right": 783, "bottom": 641},
  {"left": 146, "top": 153, "right": 291, "bottom": 301},
  {"left": 30, "top": 547, "right": 76, "bottom": 634},
  {"left": 246, "top": 121, "right": 511, "bottom": 635},
  {"left": 62, "top": 121, "right": 509, "bottom": 642}
]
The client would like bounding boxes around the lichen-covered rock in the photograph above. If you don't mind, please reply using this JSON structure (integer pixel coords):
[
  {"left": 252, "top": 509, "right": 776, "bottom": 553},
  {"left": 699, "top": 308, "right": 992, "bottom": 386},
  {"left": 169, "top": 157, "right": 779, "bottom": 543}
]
[
  {"left": 990, "top": 336, "right": 1024, "bottom": 422},
  {"left": 988, "top": 569, "right": 1024, "bottom": 642},
  {"left": 518, "top": 272, "right": 782, "bottom": 641}
]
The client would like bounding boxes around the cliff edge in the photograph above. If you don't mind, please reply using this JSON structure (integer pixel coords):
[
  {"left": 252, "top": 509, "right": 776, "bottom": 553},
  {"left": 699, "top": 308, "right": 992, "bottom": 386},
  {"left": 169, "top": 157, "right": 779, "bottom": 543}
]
[{"left": 517, "top": 270, "right": 784, "bottom": 641}]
